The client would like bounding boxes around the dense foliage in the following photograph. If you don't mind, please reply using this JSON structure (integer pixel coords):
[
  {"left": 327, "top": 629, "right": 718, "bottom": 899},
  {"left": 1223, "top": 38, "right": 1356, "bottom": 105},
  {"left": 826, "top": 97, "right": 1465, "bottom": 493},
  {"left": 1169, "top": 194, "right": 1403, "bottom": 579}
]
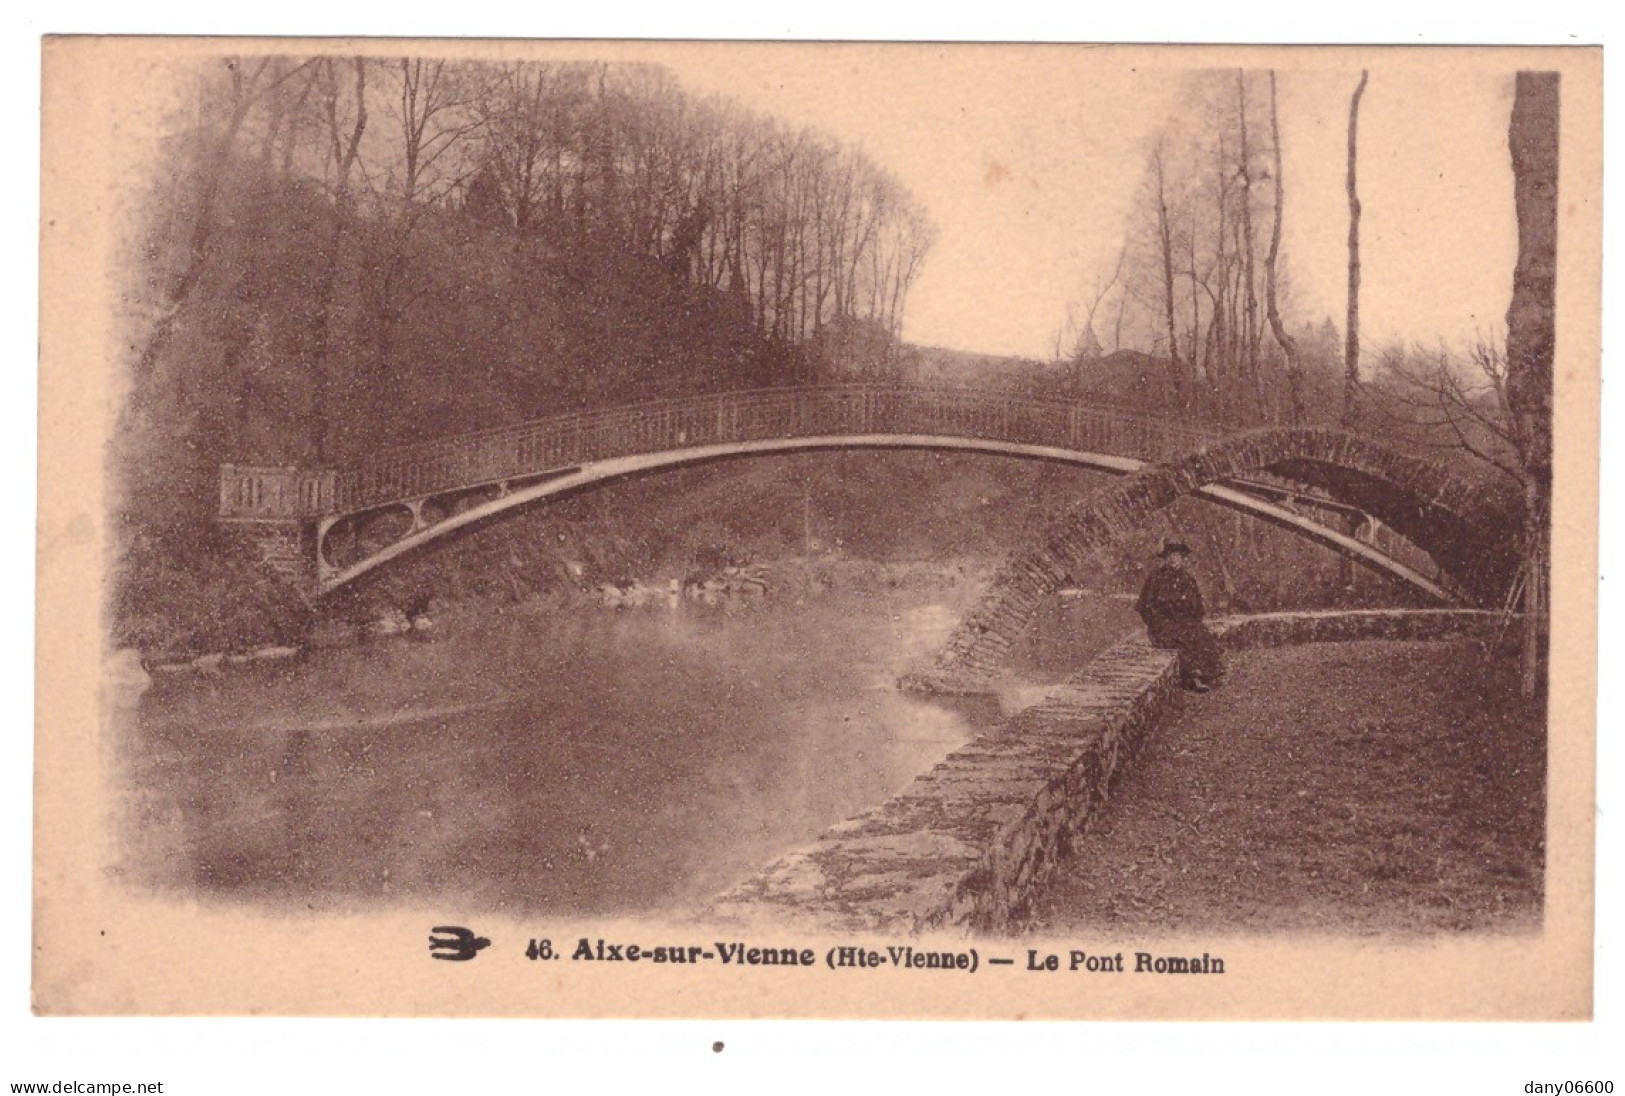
[{"left": 114, "top": 55, "right": 938, "bottom": 656}]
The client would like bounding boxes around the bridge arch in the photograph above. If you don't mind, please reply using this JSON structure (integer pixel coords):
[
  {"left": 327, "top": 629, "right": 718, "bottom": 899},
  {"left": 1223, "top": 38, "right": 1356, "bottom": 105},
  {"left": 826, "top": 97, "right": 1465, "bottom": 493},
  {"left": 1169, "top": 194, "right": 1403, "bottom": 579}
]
[
  {"left": 921, "top": 427, "right": 1523, "bottom": 684},
  {"left": 217, "top": 387, "right": 1511, "bottom": 604},
  {"left": 314, "top": 435, "right": 1145, "bottom": 591},
  {"left": 307, "top": 433, "right": 1465, "bottom": 598}
]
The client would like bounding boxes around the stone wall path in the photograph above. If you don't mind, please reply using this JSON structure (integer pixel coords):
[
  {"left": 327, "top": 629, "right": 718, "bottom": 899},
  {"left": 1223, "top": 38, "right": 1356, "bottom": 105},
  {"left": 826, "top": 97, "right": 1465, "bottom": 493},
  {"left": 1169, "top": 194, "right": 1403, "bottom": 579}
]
[{"left": 705, "top": 609, "right": 1507, "bottom": 935}]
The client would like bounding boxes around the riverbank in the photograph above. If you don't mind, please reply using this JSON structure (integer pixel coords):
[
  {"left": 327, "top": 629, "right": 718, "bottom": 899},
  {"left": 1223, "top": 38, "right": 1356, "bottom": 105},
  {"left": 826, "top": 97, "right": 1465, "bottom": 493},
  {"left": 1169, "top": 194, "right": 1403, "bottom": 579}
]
[
  {"left": 133, "top": 553, "right": 1004, "bottom": 679},
  {"left": 119, "top": 556, "right": 1006, "bottom": 917},
  {"left": 1025, "top": 638, "right": 1545, "bottom": 936}
]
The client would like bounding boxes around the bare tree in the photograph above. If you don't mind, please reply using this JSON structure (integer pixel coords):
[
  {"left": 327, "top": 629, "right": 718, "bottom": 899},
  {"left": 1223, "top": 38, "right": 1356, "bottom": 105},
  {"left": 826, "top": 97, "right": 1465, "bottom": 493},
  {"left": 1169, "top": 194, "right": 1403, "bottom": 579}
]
[
  {"left": 308, "top": 56, "right": 369, "bottom": 462},
  {"left": 1504, "top": 71, "right": 1559, "bottom": 697},
  {"left": 361, "top": 60, "right": 484, "bottom": 376},
  {"left": 1089, "top": 72, "right": 1296, "bottom": 428},
  {"left": 389, "top": 58, "right": 480, "bottom": 205},
  {"left": 1235, "top": 71, "right": 1262, "bottom": 397},
  {"left": 469, "top": 62, "right": 560, "bottom": 233},
  {"left": 1054, "top": 245, "right": 1126, "bottom": 392},
  {"left": 1373, "top": 340, "right": 1528, "bottom": 481},
  {"left": 137, "top": 57, "right": 311, "bottom": 378},
  {"left": 1264, "top": 71, "right": 1306, "bottom": 424},
  {"left": 1343, "top": 70, "right": 1369, "bottom": 427},
  {"left": 148, "top": 52, "right": 940, "bottom": 436},
  {"left": 1153, "top": 141, "right": 1185, "bottom": 411}
]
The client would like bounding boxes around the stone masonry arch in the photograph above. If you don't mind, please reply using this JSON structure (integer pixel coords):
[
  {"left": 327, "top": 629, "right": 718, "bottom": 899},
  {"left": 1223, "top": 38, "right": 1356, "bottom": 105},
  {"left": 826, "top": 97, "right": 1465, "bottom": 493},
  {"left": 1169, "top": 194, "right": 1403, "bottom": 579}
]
[{"left": 916, "top": 427, "right": 1524, "bottom": 687}]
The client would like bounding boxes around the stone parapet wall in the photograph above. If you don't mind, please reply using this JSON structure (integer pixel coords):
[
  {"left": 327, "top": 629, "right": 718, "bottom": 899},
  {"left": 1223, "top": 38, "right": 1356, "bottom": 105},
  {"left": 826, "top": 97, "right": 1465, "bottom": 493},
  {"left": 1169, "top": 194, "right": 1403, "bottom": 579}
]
[
  {"left": 710, "top": 608, "right": 1505, "bottom": 935},
  {"left": 1210, "top": 608, "right": 1506, "bottom": 650}
]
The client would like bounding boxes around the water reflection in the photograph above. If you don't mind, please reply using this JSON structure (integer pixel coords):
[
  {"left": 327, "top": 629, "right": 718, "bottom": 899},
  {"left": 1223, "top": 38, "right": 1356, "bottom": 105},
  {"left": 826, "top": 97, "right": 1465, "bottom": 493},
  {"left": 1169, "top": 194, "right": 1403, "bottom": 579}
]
[{"left": 122, "top": 586, "right": 997, "bottom": 917}]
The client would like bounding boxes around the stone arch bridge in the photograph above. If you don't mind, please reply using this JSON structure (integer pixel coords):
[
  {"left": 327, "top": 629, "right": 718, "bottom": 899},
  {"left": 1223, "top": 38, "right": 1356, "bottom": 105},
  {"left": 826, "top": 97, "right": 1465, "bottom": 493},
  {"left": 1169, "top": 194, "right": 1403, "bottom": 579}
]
[
  {"left": 216, "top": 385, "right": 1516, "bottom": 605},
  {"left": 913, "top": 427, "right": 1523, "bottom": 688}
]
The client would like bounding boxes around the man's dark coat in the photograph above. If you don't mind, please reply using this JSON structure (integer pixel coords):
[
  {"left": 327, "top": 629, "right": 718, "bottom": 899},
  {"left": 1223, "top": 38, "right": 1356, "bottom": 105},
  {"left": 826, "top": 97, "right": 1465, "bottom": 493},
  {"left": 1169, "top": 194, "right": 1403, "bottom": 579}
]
[{"left": 1136, "top": 562, "right": 1223, "bottom": 684}]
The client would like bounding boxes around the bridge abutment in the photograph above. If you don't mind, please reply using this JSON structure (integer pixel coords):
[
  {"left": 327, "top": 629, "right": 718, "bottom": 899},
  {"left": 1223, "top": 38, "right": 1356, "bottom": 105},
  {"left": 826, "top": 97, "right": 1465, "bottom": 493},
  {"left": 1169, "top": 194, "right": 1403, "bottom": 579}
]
[{"left": 219, "top": 519, "right": 319, "bottom": 596}]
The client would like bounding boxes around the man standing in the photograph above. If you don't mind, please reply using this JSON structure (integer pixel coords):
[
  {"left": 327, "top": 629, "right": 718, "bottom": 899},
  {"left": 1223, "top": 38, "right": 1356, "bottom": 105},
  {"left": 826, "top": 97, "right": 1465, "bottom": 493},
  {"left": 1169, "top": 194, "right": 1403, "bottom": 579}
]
[{"left": 1136, "top": 540, "right": 1224, "bottom": 692}]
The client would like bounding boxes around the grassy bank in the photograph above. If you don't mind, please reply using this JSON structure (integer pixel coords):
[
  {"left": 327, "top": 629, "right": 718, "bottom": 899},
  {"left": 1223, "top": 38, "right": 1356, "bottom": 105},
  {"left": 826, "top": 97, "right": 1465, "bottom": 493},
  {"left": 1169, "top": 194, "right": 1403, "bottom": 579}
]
[{"left": 1028, "top": 638, "right": 1544, "bottom": 936}]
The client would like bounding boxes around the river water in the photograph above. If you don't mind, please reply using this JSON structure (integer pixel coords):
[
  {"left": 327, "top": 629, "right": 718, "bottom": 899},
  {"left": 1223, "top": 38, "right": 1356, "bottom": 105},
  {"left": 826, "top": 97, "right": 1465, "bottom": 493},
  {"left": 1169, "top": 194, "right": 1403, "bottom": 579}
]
[{"left": 120, "top": 567, "right": 1034, "bottom": 918}]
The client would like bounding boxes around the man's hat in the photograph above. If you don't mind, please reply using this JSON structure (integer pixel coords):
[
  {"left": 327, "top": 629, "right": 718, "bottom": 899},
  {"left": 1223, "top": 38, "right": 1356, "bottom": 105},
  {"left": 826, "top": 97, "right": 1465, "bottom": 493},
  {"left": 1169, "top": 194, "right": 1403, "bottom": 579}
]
[{"left": 1159, "top": 540, "right": 1192, "bottom": 558}]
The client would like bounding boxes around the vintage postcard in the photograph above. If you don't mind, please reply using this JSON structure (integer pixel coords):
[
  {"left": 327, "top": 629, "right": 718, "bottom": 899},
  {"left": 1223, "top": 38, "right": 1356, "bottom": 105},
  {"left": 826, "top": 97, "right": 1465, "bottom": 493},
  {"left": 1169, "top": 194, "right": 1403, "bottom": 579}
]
[{"left": 35, "top": 38, "right": 1599, "bottom": 1019}]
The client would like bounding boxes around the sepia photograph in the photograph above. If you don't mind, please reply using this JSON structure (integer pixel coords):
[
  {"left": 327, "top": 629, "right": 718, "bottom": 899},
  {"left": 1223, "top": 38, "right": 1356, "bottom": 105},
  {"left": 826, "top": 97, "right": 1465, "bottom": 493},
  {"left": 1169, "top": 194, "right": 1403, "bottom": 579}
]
[{"left": 32, "top": 37, "right": 1600, "bottom": 1029}]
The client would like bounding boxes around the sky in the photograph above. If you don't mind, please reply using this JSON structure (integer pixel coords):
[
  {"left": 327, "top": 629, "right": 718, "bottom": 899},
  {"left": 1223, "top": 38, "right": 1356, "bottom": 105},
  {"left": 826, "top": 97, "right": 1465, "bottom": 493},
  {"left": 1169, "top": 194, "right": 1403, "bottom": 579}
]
[{"left": 633, "top": 44, "right": 1524, "bottom": 360}]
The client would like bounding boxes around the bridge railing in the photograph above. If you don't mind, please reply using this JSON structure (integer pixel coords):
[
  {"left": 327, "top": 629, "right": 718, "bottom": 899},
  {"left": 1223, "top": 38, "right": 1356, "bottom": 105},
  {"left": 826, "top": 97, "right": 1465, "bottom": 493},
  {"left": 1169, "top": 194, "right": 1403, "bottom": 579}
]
[
  {"left": 219, "top": 465, "right": 338, "bottom": 522},
  {"left": 218, "top": 385, "right": 1224, "bottom": 521}
]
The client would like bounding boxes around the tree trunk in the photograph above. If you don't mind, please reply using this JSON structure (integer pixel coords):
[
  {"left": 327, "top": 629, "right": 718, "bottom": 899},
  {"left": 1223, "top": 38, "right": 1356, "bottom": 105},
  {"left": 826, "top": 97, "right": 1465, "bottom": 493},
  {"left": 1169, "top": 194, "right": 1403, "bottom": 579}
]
[
  {"left": 136, "top": 68, "right": 264, "bottom": 380},
  {"left": 1211, "top": 143, "right": 1230, "bottom": 422},
  {"left": 1154, "top": 143, "right": 1183, "bottom": 411},
  {"left": 1264, "top": 71, "right": 1305, "bottom": 424},
  {"left": 1334, "top": 70, "right": 1372, "bottom": 588},
  {"left": 1343, "top": 70, "right": 1369, "bottom": 428},
  {"left": 309, "top": 58, "right": 368, "bottom": 464},
  {"left": 1188, "top": 228, "right": 1202, "bottom": 394},
  {"left": 1237, "top": 72, "right": 1262, "bottom": 409},
  {"left": 1505, "top": 71, "right": 1559, "bottom": 699}
]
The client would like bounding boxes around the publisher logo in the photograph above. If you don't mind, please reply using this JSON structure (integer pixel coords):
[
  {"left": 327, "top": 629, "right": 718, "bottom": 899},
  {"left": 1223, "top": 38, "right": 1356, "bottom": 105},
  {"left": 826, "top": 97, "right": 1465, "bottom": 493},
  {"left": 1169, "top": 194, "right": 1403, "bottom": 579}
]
[{"left": 428, "top": 925, "right": 491, "bottom": 961}]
